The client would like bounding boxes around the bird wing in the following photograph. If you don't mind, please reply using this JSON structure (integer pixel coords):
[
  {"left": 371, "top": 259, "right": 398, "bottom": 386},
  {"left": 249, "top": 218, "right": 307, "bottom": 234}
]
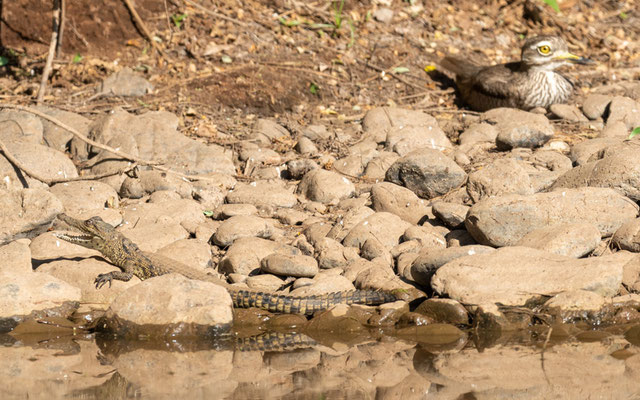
[{"left": 468, "top": 63, "right": 521, "bottom": 100}]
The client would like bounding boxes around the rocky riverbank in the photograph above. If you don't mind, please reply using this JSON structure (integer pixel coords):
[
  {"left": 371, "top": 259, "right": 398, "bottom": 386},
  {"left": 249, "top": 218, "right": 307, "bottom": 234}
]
[{"left": 1, "top": 79, "right": 640, "bottom": 336}]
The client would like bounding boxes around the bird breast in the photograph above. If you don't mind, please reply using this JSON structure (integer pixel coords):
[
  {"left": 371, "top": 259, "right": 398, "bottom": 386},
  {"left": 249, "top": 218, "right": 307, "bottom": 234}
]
[{"left": 521, "top": 70, "right": 573, "bottom": 109}]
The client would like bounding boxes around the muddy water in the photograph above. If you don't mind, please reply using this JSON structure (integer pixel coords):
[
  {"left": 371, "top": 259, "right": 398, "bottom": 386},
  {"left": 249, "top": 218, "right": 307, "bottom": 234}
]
[{"left": 3, "top": 323, "right": 640, "bottom": 399}]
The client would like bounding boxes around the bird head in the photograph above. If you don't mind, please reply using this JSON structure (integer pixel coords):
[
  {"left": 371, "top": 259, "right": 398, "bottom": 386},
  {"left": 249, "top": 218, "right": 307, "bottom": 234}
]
[{"left": 521, "top": 36, "right": 593, "bottom": 70}]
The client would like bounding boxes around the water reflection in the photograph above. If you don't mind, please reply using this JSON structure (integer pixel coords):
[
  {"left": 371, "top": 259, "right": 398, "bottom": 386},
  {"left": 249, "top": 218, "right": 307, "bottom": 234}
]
[{"left": 3, "top": 324, "right": 640, "bottom": 399}]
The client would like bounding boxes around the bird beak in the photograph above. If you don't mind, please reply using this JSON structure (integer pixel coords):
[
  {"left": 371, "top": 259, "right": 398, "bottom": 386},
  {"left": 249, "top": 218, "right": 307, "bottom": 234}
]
[{"left": 554, "top": 51, "right": 594, "bottom": 65}]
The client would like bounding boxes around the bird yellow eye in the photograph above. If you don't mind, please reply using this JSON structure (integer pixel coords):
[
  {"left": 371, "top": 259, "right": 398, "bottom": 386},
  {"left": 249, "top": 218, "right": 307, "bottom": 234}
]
[{"left": 538, "top": 45, "right": 551, "bottom": 55}]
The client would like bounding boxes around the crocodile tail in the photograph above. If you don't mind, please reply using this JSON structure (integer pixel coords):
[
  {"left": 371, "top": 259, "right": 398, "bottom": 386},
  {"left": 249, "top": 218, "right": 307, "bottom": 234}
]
[{"left": 230, "top": 289, "right": 397, "bottom": 315}]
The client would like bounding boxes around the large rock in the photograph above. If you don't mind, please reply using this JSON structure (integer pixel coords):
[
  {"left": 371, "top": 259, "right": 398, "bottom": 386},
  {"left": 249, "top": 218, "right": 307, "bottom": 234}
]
[
  {"left": 466, "top": 158, "right": 534, "bottom": 202},
  {"left": 103, "top": 274, "right": 233, "bottom": 330},
  {"left": 551, "top": 143, "right": 640, "bottom": 201},
  {"left": 385, "top": 148, "right": 466, "bottom": 199},
  {"left": 219, "top": 237, "right": 300, "bottom": 275},
  {"left": 226, "top": 181, "right": 297, "bottom": 208},
  {"left": 50, "top": 181, "right": 119, "bottom": 216},
  {"left": 362, "top": 107, "right": 452, "bottom": 152},
  {"left": 1, "top": 140, "right": 78, "bottom": 183},
  {"left": 80, "top": 109, "right": 235, "bottom": 184},
  {"left": 297, "top": 169, "right": 355, "bottom": 204},
  {"left": 465, "top": 188, "right": 638, "bottom": 247},
  {"left": 431, "top": 246, "right": 633, "bottom": 305},
  {"left": 515, "top": 223, "right": 601, "bottom": 258},
  {"left": 0, "top": 188, "right": 63, "bottom": 243},
  {"left": 370, "top": 182, "right": 431, "bottom": 224},
  {"left": 342, "top": 212, "right": 411, "bottom": 250},
  {"left": 482, "top": 108, "right": 554, "bottom": 150},
  {"left": 212, "top": 215, "right": 275, "bottom": 246}
]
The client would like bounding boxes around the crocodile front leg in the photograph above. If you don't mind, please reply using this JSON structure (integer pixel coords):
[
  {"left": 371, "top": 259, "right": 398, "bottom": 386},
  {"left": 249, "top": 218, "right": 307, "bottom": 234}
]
[{"left": 95, "top": 271, "right": 134, "bottom": 289}]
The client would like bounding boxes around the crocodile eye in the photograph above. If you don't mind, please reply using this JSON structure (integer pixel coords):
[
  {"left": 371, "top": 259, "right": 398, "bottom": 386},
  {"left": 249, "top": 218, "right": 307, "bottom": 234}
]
[{"left": 538, "top": 45, "right": 551, "bottom": 55}]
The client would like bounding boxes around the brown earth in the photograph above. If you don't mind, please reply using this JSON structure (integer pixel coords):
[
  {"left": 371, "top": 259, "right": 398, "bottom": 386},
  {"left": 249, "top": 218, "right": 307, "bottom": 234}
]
[{"left": 2, "top": 0, "right": 637, "bottom": 138}]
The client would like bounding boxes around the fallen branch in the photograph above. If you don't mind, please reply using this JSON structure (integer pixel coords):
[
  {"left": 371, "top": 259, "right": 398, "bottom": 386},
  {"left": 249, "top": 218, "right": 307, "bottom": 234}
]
[
  {"left": 37, "top": 0, "right": 61, "bottom": 104},
  {"left": 122, "top": 0, "right": 165, "bottom": 57},
  {"left": 0, "top": 104, "right": 228, "bottom": 183}
]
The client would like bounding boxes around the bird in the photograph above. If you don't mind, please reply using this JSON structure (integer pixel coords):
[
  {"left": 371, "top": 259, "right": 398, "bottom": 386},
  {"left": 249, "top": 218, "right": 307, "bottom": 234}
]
[{"left": 439, "top": 35, "right": 594, "bottom": 112}]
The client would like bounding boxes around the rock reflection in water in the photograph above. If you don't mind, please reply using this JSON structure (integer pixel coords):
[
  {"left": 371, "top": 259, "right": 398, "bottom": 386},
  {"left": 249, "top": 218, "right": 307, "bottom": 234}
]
[{"left": 3, "top": 325, "right": 640, "bottom": 399}]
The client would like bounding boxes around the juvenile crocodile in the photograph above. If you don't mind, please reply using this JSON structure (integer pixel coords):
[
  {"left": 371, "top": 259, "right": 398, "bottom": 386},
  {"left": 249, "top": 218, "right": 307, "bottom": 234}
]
[{"left": 54, "top": 213, "right": 397, "bottom": 315}]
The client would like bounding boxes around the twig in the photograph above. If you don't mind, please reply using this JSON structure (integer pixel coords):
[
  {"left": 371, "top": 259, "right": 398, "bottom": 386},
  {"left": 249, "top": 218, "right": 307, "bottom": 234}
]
[
  {"left": 0, "top": 121, "right": 139, "bottom": 185},
  {"left": 56, "top": 0, "right": 66, "bottom": 56},
  {"left": 0, "top": 104, "right": 230, "bottom": 183},
  {"left": 122, "top": 0, "right": 165, "bottom": 57},
  {"left": 37, "top": 0, "right": 61, "bottom": 104}
]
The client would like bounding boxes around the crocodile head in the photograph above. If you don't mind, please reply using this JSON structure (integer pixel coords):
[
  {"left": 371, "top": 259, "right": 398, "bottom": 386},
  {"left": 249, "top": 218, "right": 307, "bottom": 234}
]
[{"left": 54, "top": 213, "right": 120, "bottom": 254}]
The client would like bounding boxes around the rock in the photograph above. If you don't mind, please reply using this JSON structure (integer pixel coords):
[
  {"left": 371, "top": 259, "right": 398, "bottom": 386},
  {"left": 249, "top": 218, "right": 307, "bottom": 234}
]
[
  {"left": 36, "top": 258, "right": 138, "bottom": 309},
  {"left": 467, "top": 158, "right": 532, "bottom": 202},
  {"left": 244, "top": 274, "right": 285, "bottom": 292},
  {"left": 362, "top": 107, "right": 452, "bottom": 151},
  {"left": 402, "top": 226, "right": 446, "bottom": 250},
  {"left": 363, "top": 151, "right": 400, "bottom": 180},
  {"left": 0, "top": 269, "right": 81, "bottom": 323},
  {"left": 458, "top": 122, "right": 498, "bottom": 146},
  {"left": 569, "top": 137, "right": 623, "bottom": 165},
  {"left": 372, "top": 7, "right": 394, "bottom": 23},
  {"left": 599, "top": 120, "right": 628, "bottom": 138},
  {"left": 549, "top": 104, "right": 589, "bottom": 122},
  {"left": 82, "top": 109, "right": 235, "bottom": 185},
  {"left": 582, "top": 94, "right": 612, "bottom": 119},
  {"left": 519, "top": 149, "right": 573, "bottom": 191},
  {"left": 1, "top": 140, "right": 78, "bottom": 183},
  {"left": 260, "top": 253, "right": 319, "bottom": 278},
  {"left": 315, "top": 237, "right": 359, "bottom": 269},
  {"left": 289, "top": 274, "right": 356, "bottom": 296},
  {"left": 302, "top": 124, "right": 332, "bottom": 141},
  {"left": 219, "top": 237, "right": 300, "bottom": 275},
  {"left": 410, "top": 245, "right": 495, "bottom": 287},
  {"left": 551, "top": 144, "right": 640, "bottom": 201},
  {"left": 156, "top": 239, "right": 213, "bottom": 273},
  {"left": 49, "top": 181, "right": 119, "bottom": 216},
  {"left": 431, "top": 202, "right": 469, "bottom": 229},
  {"left": 446, "top": 229, "right": 477, "bottom": 247},
  {"left": 343, "top": 212, "right": 411, "bottom": 250},
  {"left": 274, "top": 208, "right": 307, "bottom": 226},
  {"left": 238, "top": 141, "right": 282, "bottom": 164},
  {"left": 482, "top": 108, "right": 554, "bottom": 150},
  {"left": 370, "top": 182, "right": 430, "bottom": 224},
  {"left": 543, "top": 290, "right": 606, "bottom": 315},
  {"left": 227, "top": 181, "right": 297, "bottom": 208},
  {"left": 414, "top": 298, "right": 470, "bottom": 325},
  {"left": 0, "top": 110, "right": 43, "bottom": 144},
  {"left": 286, "top": 159, "right": 319, "bottom": 179},
  {"left": 251, "top": 119, "right": 290, "bottom": 145},
  {"left": 385, "top": 148, "right": 466, "bottom": 199},
  {"left": 295, "top": 137, "right": 318, "bottom": 155},
  {"left": 97, "top": 67, "right": 153, "bottom": 97},
  {"left": 431, "top": 247, "right": 633, "bottom": 305},
  {"left": 35, "top": 106, "right": 92, "bottom": 152},
  {"left": 212, "top": 215, "right": 275, "bottom": 247},
  {"left": 122, "top": 221, "right": 189, "bottom": 253},
  {"left": 297, "top": 169, "right": 355, "bottom": 204},
  {"left": 515, "top": 223, "right": 601, "bottom": 258},
  {"left": 103, "top": 274, "right": 232, "bottom": 332},
  {"left": 612, "top": 218, "right": 640, "bottom": 252},
  {"left": 0, "top": 240, "right": 31, "bottom": 274},
  {"left": 122, "top": 199, "right": 205, "bottom": 233},
  {"left": 0, "top": 188, "right": 63, "bottom": 243},
  {"left": 606, "top": 96, "right": 640, "bottom": 130},
  {"left": 465, "top": 188, "right": 638, "bottom": 247},
  {"left": 120, "top": 170, "right": 193, "bottom": 199},
  {"left": 212, "top": 204, "right": 257, "bottom": 219}
]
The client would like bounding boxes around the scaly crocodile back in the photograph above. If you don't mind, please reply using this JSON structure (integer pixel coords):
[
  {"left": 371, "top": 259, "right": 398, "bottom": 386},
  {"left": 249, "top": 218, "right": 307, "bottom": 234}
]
[{"left": 230, "top": 289, "right": 397, "bottom": 315}]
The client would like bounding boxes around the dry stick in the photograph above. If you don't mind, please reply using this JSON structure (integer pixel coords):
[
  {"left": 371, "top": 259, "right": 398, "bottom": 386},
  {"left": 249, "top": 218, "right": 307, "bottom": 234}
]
[
  {"left": 0, "top": 104, "right": 222, "bottom": 182},
  {"left": 37, "top": 0, "right": 61, "bottom": 104},
  {"left": 122, "top": 0, "right": 165, "bottom": 57},
  {"left": 56, "top": 0, "right": 66, "bottom": 56}
]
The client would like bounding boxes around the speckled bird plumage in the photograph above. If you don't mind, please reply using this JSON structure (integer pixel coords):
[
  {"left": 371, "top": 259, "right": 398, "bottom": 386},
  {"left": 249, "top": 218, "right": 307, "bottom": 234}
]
[{"left": 440, "top": 36, "right": 593, "bottom": 112}]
